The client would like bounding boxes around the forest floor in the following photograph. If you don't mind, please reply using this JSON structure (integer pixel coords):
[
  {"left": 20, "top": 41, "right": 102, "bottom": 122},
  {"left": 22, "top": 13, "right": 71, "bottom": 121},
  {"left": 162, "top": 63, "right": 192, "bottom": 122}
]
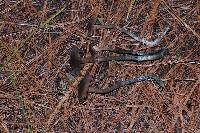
[{"left": 0, "top": 0, "right": 200, "bottom": 132}]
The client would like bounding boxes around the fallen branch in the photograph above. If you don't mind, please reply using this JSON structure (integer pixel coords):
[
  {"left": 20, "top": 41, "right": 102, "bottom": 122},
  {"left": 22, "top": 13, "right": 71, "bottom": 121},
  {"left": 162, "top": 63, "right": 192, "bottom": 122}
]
[{"left": 116, "top": 26, "right": 170, "bottom": 47}]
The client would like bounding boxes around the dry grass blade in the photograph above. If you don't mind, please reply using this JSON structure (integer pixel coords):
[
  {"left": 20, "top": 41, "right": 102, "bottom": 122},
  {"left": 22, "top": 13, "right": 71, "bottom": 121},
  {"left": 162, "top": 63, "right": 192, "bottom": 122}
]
[
  {"left": 3, "top": 6, "right": 66, "bottom": 65},
  {"left": 126, "top": 0, "right": 137, "bottom": 21},
  {"left": 46, "top": 64, "right": 93, "bottom": 130},
  {"left": 7, "top": 64, "right": 33, "bottom": 133}
]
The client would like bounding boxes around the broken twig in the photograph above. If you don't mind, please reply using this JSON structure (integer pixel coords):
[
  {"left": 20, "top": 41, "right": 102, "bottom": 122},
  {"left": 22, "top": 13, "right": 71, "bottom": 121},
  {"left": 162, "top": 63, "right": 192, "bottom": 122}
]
[
  {"left": 88, "top": 73, "right": 165, "bottom": 94},
  {"left": 78, "top": 75, "right": 93, "bottom": 103},
  {"left": 92, "top": 46, "right": 168, "bottom": 56},
  {"left": 117, "top": 26, "right": 170, "bottom": 47},
  {"left": 77, "top": 73, "right": 165, "bottom": 102}
]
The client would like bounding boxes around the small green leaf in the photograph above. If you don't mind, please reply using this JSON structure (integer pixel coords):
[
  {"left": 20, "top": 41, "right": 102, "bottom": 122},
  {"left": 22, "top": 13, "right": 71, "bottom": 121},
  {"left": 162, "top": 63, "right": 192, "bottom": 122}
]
[{"left": 95, "top": 18, "right": 103, "bottom": 25}]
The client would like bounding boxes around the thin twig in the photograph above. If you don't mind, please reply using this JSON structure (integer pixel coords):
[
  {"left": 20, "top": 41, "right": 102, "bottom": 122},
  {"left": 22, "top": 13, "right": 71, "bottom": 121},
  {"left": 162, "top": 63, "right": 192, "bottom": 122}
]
[
  {"left": 161, "top": 0, "right": 200, "bottom": 40},
  {"left": 4, "top": 6, "right": 66, "bottom": 65}
]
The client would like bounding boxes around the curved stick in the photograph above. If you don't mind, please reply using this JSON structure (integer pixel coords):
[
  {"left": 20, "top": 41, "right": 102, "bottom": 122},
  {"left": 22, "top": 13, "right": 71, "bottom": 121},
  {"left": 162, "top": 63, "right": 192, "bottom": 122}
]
[
  {"left": 88, "top": 73, "right": 165, "bottom": 94},
  {"left": 95, "top": 47, "right": 168, "bottom": 62},
  {"left": 92, "top": 46, "right": 167, "bottom": 56},
  {"left": 117, "top": 26, "right": 170, "bottom": 47},
  {"left": 78, "top": 75, "right": 93, "bottom": 102}
]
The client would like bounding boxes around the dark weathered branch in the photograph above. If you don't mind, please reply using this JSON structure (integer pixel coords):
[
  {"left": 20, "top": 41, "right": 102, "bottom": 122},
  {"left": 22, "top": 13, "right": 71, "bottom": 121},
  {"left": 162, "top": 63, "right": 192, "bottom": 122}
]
[
  {"left": 88, "top": 73, "right": 165, "bottom": 94},
  {"left": 95, "top": 47, "right": 168, "bottom": 62},
  {"left": 92, "top": 46, "right": 167, "bottom": 55},
  {"left": 78, "top": 75, "right": 93, "bottom": 103}
]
